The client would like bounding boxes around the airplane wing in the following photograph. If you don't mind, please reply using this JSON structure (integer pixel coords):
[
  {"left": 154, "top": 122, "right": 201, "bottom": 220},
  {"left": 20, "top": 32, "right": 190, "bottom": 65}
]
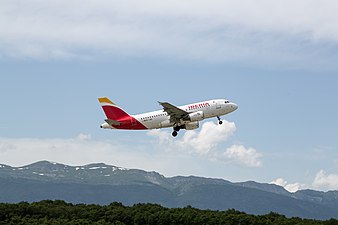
[{"left": 158, "top": 101, "right": 188, "bottom": 123}]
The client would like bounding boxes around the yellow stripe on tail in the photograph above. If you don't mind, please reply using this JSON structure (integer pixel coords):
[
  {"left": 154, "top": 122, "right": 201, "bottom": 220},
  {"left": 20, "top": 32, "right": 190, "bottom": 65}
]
[{"left": 98, "top": 97, "right": 116, "bottom": 105}]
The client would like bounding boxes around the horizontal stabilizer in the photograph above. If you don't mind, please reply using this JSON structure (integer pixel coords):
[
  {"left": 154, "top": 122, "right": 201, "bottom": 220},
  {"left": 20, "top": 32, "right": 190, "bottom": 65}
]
[{"left": 105, "top": 119, "right": 121, "bottom": 126}]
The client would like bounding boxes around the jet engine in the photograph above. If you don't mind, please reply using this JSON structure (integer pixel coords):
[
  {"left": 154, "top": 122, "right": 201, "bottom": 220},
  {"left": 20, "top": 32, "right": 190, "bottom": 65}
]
[
  {"left": 188, "top": 111, "right": 204, "bottom": 122},
  {"left": 184, "top": 121, "right": 199, "bottom": 130}
]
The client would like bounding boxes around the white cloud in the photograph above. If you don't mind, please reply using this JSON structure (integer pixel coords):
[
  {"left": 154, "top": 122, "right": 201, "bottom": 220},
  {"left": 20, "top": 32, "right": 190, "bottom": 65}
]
[
  {"left": 312, "top": 170, "right": 338, "bottom": 191},
  {"left": 149, "top": 121, "right": 236, "bottom": 155},
  {"left": 148, "top": 121, "right": 262, "bottom": 167},
  {"left": 270, "top": 178, "right": 306, "bottom": 193},
  {"left": 181, "top": 121, "right": 236, "bottom": 154},
  {"left": 223, "top": 145, "right": 262, "bottom": 167},
  {"left": 76, "top": 133, "right": 92, "bottom": 141},
  {"left": 0, "top": 133, "right": 261, "bottom": 178},
  {"left": 0, "top": 142, "right": 15, "bottom": 153},
  {"left": 1, "top": 0, "right": 338, "bottom": 67},
  {"left": 0, "top": 135, "right": 152, "bottom": 169}
]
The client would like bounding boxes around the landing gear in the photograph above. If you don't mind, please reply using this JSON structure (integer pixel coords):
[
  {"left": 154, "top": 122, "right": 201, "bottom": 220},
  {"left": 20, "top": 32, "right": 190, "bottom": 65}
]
[
  {"left": 172, "top": 126, "right": 180, "bottom": 137},
  {"left": 217, "top": 116, "right": 223, "bottom": 125}
]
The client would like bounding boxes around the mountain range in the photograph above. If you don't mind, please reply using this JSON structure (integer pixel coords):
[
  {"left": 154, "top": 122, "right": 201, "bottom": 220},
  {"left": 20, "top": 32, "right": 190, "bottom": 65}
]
[{"left": 0, "top": 161, "right": 337, "bottom": 220}]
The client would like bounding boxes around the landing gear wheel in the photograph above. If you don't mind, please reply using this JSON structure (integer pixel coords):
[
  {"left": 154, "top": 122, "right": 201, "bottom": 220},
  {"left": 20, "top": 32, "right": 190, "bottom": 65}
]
[
  {"left": 217, "top": 116, "right": 222, "bottom": 125},
  {"left": 172, "top": 131, "right": 178, "bottom": 137}
]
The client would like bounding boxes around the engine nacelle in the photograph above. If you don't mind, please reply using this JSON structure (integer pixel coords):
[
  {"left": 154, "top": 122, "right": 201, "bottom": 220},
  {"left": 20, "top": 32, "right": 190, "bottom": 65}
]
[
  {"left": 184, "top": 121, "right": 199, "bottom": 130},
  {"left": 188, "top": 111, "right": 204, "bottom": 122},
  {"left": 160, "top": 119, "right": 173, "bottom": 128}
]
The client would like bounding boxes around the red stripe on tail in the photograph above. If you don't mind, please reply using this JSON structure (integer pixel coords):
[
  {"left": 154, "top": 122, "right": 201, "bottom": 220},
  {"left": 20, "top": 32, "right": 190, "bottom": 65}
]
[
  {"left": 101, "top": 105, "right": 147, "bottom": 130},
  {"left": 102, "top": 105, "right": 130, "bottom": 121}
]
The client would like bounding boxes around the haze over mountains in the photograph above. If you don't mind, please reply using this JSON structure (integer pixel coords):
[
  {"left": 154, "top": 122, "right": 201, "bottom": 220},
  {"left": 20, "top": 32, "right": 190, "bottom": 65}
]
[{"left": 0, "top": 161, "right": 337, "bottom": 220}]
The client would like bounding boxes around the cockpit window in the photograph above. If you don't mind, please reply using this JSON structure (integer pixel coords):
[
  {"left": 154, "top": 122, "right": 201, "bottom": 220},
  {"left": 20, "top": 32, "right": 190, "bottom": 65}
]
[{"left": 225, "top": 100, "right": 230, "bottom": 103}]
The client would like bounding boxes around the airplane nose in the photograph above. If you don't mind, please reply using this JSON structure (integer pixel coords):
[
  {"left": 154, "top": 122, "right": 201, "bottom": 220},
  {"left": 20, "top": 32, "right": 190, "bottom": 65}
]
[{"left": 232, "top": 103, "right": 238, "bottom": 111}]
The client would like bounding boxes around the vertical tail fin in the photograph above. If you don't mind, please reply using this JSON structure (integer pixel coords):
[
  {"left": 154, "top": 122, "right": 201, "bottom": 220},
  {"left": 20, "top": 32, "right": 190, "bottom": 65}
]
[{"left": 98, "top": 97, "right": 130, "bottom": 120}]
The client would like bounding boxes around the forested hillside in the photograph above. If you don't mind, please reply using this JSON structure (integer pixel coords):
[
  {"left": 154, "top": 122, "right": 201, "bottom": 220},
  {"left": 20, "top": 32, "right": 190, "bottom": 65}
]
[
  {"left": 1, "top": 161, "right": 338, "bottom": 220},
  {"left": 0, "top": 200, "right": 337, "bottom": 225}
]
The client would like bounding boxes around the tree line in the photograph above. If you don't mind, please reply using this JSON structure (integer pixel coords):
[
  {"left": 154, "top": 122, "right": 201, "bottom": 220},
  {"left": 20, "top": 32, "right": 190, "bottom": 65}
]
[{"left": 0, "top": 200, "right": 337, "bottom": 225}]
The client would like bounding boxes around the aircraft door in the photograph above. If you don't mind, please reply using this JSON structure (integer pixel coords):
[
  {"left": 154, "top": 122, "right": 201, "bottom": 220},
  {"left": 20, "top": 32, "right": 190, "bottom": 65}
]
[{"left": 216, "top": 102, "right": 221, "bottom": 109}]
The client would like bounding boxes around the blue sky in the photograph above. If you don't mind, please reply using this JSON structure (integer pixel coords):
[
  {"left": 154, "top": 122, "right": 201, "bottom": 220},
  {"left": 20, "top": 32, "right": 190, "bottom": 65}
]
[{"left": 1, "top": 0, "right": 338, "bottom": 192}]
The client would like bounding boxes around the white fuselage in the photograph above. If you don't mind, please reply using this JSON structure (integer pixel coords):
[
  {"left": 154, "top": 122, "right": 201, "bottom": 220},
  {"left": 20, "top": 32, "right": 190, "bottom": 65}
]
[{"left": 133, "top": 99, "right": 237, "bottom": 129}]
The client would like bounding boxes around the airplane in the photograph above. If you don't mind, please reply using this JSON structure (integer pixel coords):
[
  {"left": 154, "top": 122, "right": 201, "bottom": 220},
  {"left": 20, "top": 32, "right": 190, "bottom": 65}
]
[{"left": 98, "top": 97, "right": 238, "bottom": 137}]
